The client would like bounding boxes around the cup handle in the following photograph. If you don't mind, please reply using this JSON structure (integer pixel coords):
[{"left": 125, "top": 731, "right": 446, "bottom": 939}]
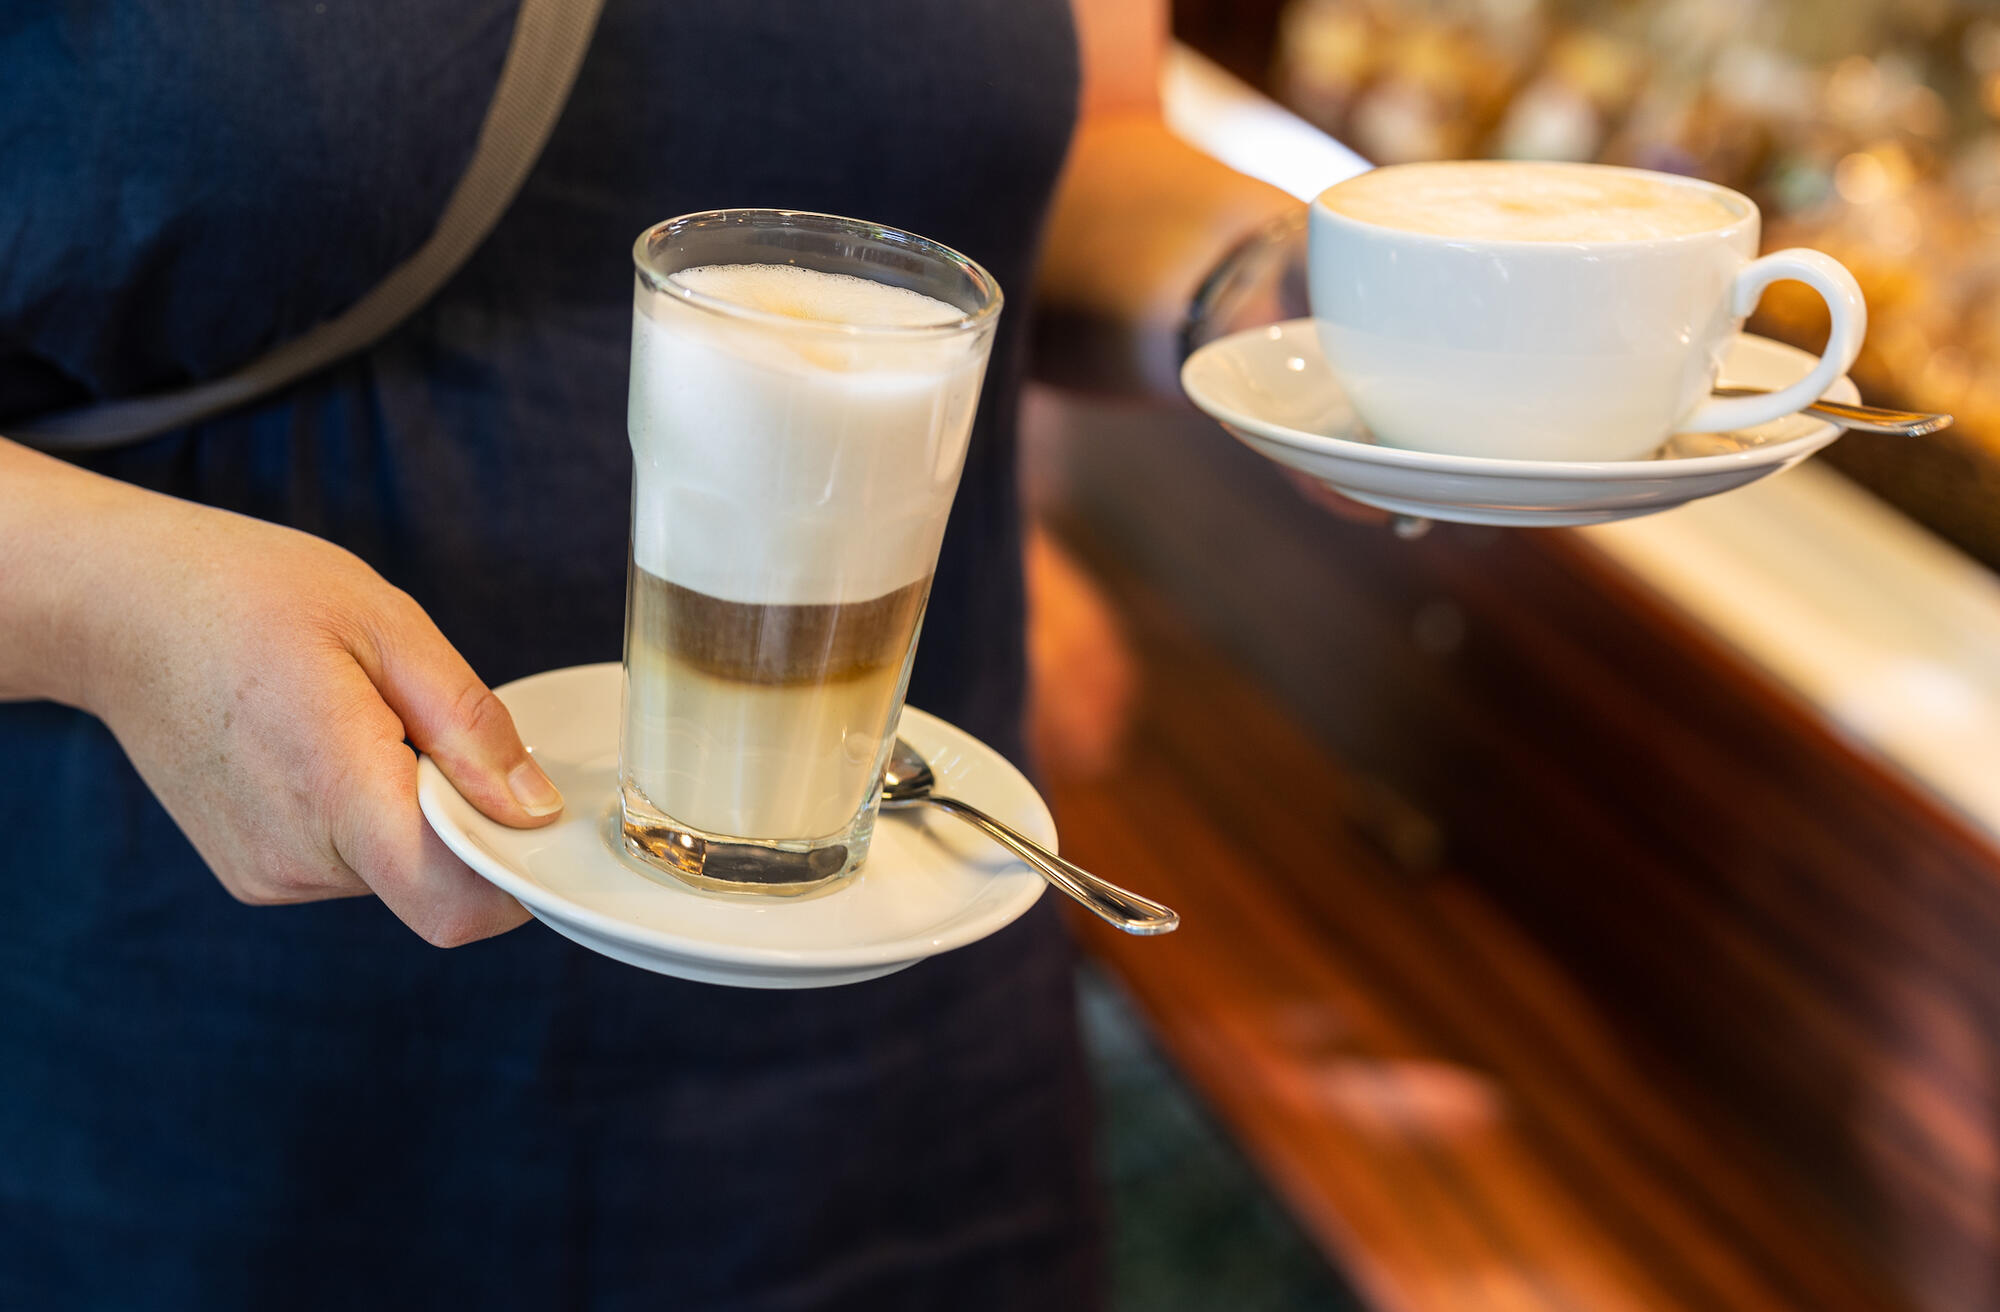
[{"left": 1674, "top": 248, "right": 1868, "bottom": 434}]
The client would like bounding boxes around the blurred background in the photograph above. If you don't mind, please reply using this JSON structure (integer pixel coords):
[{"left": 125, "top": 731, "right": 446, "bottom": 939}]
[{"left": 1053, "top": 3, "right": 2000, "bottom": 1310}]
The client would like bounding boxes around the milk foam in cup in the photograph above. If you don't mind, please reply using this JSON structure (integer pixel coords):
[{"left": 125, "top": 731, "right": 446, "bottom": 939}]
[
  {"left": 1307, "top": 160, "right": 1867, "bottom": 462},
  {"left": 1318, "top": 160, "right": 1741, "bottom": 242},
  {"left": 620, "top": 211, "right": 1001, "bottom": 896}
]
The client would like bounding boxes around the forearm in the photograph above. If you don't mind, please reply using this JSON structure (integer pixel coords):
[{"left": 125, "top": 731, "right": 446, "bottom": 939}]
[
  {"left": 1032, "top": 112, "right": 1299, "bottom": 397},
  {"left": 0, "top": 437, "right": 155, "bottom": 708}
]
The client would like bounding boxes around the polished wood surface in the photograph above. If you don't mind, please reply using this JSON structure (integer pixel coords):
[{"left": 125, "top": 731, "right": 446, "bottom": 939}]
[{"left": 1027, "top": 390, "right": 2000, "bottom": 1311}]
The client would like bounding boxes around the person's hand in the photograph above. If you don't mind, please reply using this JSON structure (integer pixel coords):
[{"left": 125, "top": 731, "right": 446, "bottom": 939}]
[{"left": 75, "top": 495, "right": 561, "bottom": 946}]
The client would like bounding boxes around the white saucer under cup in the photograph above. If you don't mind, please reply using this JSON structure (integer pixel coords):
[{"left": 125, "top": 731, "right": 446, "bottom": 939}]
[
  {"left": 1180, "top": 319, "right": 1858, "bottom": 528},
  {"left": 416, "top": 663, "right": 1048, "bottom": 989}
]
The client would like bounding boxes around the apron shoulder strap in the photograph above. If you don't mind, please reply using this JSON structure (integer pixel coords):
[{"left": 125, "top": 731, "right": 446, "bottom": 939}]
[{"left": 13, "top": 0, "right": 606, "bottom": 452}]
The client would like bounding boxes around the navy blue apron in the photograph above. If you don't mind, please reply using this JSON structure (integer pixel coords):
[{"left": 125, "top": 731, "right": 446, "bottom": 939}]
[{"left": 0, "top": 2, "right": 1096, "bottom": 1306}]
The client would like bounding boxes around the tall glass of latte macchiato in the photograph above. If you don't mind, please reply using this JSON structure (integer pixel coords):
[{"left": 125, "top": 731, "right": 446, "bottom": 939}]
[
  {"left": 621, "top": 210, "right": 1000, "bottom": 896},
  {"left": 1308, "top": 161, "right": 1867, "bottom": 462}
]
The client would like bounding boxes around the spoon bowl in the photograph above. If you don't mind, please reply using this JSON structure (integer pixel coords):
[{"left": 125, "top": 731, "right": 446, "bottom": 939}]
[{"left": 882, "top": 739, "right": 1180, "bottom": 935}]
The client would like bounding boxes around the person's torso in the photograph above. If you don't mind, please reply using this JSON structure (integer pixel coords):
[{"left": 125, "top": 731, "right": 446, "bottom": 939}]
[
  {"left": 0, "top": 0, "right": 1079, "bottom": 732},
  {"left": 0, "top": 19, "right": 1093, "bottom": 1301}
]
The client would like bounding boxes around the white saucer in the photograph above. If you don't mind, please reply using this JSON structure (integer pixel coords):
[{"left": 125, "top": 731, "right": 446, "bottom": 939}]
[
  {"left": 416, "top": 663, "right": 1048, "bottom": 989},
  {"left": 1180, "top": 320, "right": 1861, "bottom": 527}
]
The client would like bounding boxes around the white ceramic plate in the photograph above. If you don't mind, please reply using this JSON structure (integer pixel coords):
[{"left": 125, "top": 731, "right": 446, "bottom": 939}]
[
  {"left": 1180, "top": 319, "right": 1861, "bottom": 527},
  {"left": 417, "top": 663, "right": 1049, "bottom": 989}
]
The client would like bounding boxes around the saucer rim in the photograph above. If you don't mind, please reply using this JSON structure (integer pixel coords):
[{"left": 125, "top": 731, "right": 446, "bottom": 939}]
[
  {"left": 1181, "top": 319, "right": 1855, "bottom": 481},
  {"left": 416, "top": 663, "right": 1049, "bottom": 974}
]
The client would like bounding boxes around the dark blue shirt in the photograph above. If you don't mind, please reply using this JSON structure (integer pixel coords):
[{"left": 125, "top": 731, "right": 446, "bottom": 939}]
[{"left": 0, "top": 3, "right": 1094, "bottom": 1307}]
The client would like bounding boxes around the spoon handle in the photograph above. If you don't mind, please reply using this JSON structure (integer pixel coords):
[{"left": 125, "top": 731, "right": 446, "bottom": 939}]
[
  {"left": 925, "top": 794, "right": 1180, "bottom": 935},
  {"left": 1710, "top": 386, "right": 1954, "bottom": 436},
  {"left": 1803, "top": 398, "right": 1954, "bottom": 436}
]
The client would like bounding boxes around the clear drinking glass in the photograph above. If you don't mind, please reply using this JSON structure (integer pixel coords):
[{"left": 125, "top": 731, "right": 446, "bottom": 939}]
[{"left": 620, "top": 210, "right": 1002, "bottom": 896}]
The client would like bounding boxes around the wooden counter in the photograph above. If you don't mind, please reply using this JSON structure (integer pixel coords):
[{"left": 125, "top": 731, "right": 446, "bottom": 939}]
[{"left": 1027, "top": 388, "right": 2000, "bottom": 1311}]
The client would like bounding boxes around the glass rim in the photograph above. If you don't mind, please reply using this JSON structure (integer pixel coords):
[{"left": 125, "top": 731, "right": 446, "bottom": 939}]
[{"left": 632, "top": 208, "right": 1004, "bottom": 340}]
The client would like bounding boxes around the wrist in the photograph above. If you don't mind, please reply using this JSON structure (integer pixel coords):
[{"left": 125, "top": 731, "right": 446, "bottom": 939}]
[{"left": 0, "top": 439, "right": 161, "bottom": 714}]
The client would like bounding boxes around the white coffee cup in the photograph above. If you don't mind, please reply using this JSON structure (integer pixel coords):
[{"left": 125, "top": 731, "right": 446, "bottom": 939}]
[{"left": 1307, "top": 160, "right": 1867, "bottom": 462}]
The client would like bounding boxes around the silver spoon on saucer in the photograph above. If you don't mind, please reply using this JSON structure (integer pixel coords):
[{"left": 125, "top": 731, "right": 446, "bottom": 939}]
[
  {"left": 879, "top": 740, "right": 1180, "bottom": 935},
  {"left": 1710, "top": 386, "right": 1953, "bottom": 436}
]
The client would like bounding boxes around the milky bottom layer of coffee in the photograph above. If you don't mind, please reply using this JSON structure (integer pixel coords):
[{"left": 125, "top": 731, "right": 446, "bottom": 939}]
[{"left": 621, "top": 566, "right": 922, "bottom": 840}]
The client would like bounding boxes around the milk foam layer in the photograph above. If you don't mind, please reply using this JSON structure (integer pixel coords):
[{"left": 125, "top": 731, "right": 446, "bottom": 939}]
[
  {"left": 671, "top": 263, "right": 966, "bottom": 327},
  {"left": 628, "top": 263, "right": 986, "bottom": 606},
  {"left": 1322, "top": 162, "right": 1742, "bottom": 242}
]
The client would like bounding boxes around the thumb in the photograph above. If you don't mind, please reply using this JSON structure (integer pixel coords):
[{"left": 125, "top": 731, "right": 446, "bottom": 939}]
[{"left": 362, "top": 592, "right": 565, "bottom": 828}]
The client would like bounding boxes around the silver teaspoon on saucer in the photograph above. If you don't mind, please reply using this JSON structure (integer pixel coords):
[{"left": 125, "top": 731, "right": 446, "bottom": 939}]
[
  {"left": 1710, "top": 385, "right": 1953, "bottom": 436},
  {"left": 880, "top": 739, "right": 1180, "bottom": 935}
]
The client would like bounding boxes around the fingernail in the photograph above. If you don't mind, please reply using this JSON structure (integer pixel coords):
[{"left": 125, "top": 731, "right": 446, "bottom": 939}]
[{"left": 507, "top": 758, "right": 564, "bottom": 817}]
